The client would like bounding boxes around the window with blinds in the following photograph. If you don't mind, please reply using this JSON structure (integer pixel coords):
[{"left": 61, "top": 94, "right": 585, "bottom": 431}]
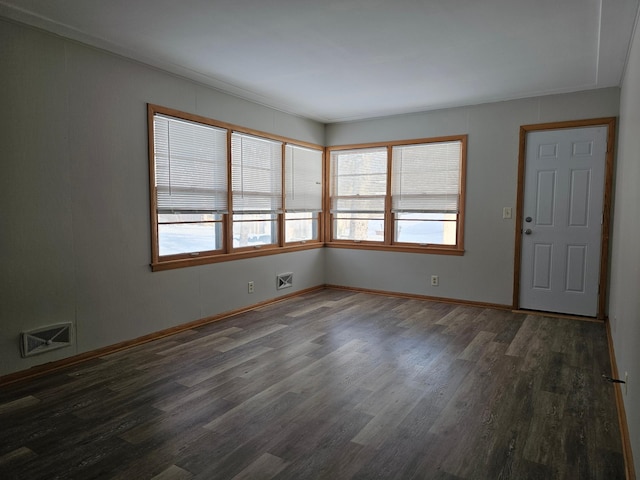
[
  {"left": 149, "top": 104, "right": 324, "bottom": 269},
  {"left": 153, "top": 113, "right": 227, "bottom": 256},
  {"left": 149, "top": 104, "right": 464, "bottom": 270},
  {"left": 231, "top": 133, "right": 283, "bottom": 214},
  {"left": 392, "top": 140, "right": 462, "bottom": 246},
  {"left": 328, "top": 135, "right": 466, "bottom": 250},
  {"left": 391, "top": 141, "right": 461, "bottom": 214},
  {"left": 285, "top": 144, "right": 323, "bottom": 242},
  {"left": 231, "top": 132, "right": 282, "bottom": 248},
  {"left": 330, "top": 147, "right": 387, "bottom": 242}
]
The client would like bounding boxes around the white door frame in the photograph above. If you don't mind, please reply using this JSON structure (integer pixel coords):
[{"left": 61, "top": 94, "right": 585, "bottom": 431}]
[{"left": 513, "top": 117, "right": 616, "bottom": 319}]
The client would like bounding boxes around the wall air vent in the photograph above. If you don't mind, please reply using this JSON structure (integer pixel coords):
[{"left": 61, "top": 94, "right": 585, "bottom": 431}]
[
  {"left": 20, "top": 323, "right": 73, "bottom": 358},
  {"left": 276, "top": 272, "right": 293, "bottom": 290}
]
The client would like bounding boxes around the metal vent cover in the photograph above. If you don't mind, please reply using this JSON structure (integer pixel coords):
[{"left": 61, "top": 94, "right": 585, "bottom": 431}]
[
  {"left": 20, "top": 323, "right": 73, "bottom": 357},
  {"left": 276, "top": 272, "right": 293, "bottom": 290}
]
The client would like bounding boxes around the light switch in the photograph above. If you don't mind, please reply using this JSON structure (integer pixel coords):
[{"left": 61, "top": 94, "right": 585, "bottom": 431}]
[{"left": 503, "top": 207, "right": 512, "bottom": 219}]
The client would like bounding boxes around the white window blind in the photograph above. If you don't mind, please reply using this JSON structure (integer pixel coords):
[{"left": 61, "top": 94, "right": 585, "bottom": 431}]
[
  {"left": 285, "top": 144, "right": 323, "bottom": 212},
  {"left": 330, "top": 147, "right": 387, "bottom": 213},
  {"left": 231, "top": 133, "right": 283, "bottom": 213},
  {"left": 391, "top": 141, "right": 461, "bottom": 213},
  {"left": 154, "top": 114, "right": 228, "bottom": 213}
]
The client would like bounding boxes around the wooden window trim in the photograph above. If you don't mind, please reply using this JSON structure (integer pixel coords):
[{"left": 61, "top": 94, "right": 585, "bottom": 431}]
[
  {"left": 148, "top": 104, "right": 324, "bottom": 271},
  {"left": 326, "top": 135, "right": 467, "bottom": 255}
]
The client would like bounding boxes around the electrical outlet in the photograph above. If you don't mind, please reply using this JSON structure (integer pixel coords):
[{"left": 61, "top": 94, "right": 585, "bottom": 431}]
[
  {"left": 431, "top": 275, "right": 439, "bottom": 286},
  {"left": 248, "top": 281, "right": 254, "bottom": 294}
]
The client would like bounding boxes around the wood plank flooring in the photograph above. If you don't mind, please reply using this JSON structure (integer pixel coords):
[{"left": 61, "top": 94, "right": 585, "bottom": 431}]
[{"left": 0, "top": 289, "right": 625, "bottom": 479}]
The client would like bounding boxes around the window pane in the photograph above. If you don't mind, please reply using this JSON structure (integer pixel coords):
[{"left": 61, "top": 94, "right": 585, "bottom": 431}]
[
  {"left": 334, "top": 213, "right": 384, "bottom": 242},
  {"left": 395, "top": 213, "right": 457, "bottom": 245},
  {"left": 158, "top": 218, "right": 223, "bottom": 256},
  {"left": 233, "top": 213, "right": 277, "bottom": 247},
  {"left": 285, "top": 212, "right": 317, "bottom": 242}
]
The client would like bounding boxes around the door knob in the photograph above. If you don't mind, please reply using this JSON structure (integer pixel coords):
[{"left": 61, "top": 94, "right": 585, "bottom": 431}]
[{"left": 524, "top": 229, "right": 532, "bottom": 235}]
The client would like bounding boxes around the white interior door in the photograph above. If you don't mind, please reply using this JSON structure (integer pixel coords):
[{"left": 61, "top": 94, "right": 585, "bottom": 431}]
[{"left": 519, "top": 126, "right": 607, "bottom": 317}]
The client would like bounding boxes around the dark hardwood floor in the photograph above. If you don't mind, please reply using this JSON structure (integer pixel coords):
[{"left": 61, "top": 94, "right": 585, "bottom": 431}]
[{"left": 0, "top": 289, "right": 625, "bottom": 479}]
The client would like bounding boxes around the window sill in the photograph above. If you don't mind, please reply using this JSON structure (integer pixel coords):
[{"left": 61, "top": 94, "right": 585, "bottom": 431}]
[
  {"left": 325, "top": 242, "right": 465, "bottom": 256},
  {"left": 151, "top": 242, "right": 323, "bottom": 272},
  {"left": 151, "top": 240, "right": 464, "bottom": 272}
]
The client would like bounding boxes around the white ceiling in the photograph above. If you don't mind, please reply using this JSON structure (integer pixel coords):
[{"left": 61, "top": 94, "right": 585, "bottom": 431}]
[{"left": 1, "top": 0, "right": 638, "bottom": 123}]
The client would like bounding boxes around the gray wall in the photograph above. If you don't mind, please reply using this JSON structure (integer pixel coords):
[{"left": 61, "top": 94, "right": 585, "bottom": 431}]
[
  {"left": 609, "top": 11, "right": 640, "bottom": 470},
  {"left": 0, "top": 19, "right": 325, "bottom": 377},
  {"left": 325, "top": 90, "right": 620, "bottom": 306}
]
